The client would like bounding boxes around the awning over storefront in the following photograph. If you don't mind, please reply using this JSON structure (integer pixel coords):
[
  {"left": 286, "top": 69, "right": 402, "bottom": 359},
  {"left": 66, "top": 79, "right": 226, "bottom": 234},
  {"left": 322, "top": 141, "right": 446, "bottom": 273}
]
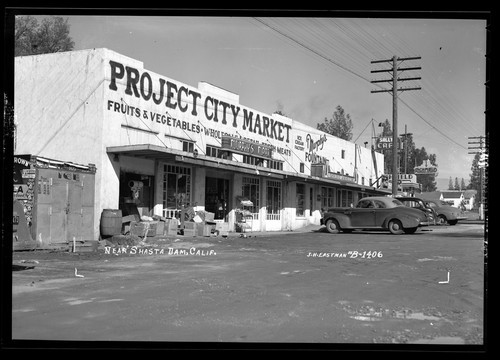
[
  {"left": 106, "top": 144, "right": 285, "bottom": 179},
  {"left": 283, "top": 172, "right": 391, "bottom": 195},
  {"left": 106, "top": 144, "right": 390, "bottom": 195}
]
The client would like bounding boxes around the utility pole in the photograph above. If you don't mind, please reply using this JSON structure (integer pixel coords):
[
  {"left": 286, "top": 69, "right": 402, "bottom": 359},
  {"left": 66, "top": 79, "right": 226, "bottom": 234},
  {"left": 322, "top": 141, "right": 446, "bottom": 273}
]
[
  {"left": 371, "top": 56, "right": 421, "bottom": 196},
  {"left": 468, "top": 136, "right": 487, "bottom": 219}
]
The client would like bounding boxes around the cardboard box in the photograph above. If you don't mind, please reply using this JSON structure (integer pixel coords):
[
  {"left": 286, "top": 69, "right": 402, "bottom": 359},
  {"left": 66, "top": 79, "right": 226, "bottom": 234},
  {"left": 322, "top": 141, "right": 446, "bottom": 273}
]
[
  {"left": 195, "top": 223, "right": 204, "bottom": 237},
  {"left": 204, "top": 212, "right": 215, "bottom": 222},
  {"left": 155, "top": 221, "right": 165, "bottom": 235},
  {"left": 130, "top": 221, "right": 157, "bottom": 237},
  {"left": 183, "top": 222, "right": 196, "bottom": 230},
  {"left": 164, "top": 219, "right": 178, "bottom": 236},
  {"left": 203, "top": 224, "right": 215, "bottom": 237},
  {"left": 121, "top": 215, "right": 136, "bottom": 223},
  {"left": 146, "top": 222, "right": 158, "bottom": 237},
  {"left": 183, "top": 228, "right": 196, "bottom": 237},
  {"left": 215, "top": 222, "right": 230, "bottom": 237},
  {"left": 130, "top": 221, "right": 147, "bottom": 237}
]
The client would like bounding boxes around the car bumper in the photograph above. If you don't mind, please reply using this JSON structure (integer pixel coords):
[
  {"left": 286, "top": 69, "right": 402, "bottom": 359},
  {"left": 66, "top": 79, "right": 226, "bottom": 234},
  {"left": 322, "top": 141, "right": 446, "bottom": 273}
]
[{"left": 419, "top": 221, "right": 430, "bottom": 227}]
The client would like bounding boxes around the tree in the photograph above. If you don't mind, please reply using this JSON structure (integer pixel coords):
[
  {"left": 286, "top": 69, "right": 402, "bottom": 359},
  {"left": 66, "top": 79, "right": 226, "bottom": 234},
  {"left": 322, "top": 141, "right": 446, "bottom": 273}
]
[
  {"left": 317, "top": 105, "right": 353, "bottom": 141},
  {"left": 461, "top": 178, "right": 466, "bottom": 190},
  {"left": 468, "top": 153, "right": 483, "bottom": 203},
  {"left": 448, "top": 177, "right": 454, "bottom": 190},
  {"left": 15, "top": 16, "right": 74, "bottom": 56},
  {"left": 454, "top": 177, "right": 460, "bottom": 190}
]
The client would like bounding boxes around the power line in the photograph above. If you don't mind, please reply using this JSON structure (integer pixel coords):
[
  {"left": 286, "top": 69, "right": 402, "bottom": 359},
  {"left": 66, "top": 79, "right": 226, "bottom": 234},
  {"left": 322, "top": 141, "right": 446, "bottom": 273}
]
[
  {"left": 399, "top": 98, "right": 468, "bottom": 150},
  {"left": 253, "top": 17, "right": 372, "bottom": 84},
  {"left": 253, "top": 17, "right": 478, "bottom": 151}
]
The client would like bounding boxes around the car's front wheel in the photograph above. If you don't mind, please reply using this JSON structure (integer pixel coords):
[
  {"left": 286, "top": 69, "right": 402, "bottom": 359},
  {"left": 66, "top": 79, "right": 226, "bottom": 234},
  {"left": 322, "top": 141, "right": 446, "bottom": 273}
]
[
  {"left": 447, "top": 219, "right": 458, "bottom": 225},
  {"left": 403, "top": 227, "right": 418, "bottom": 234},
  {"left": 388, "top": 219, "right": 404, "bottom": 235},
  {"left": 325, "top": 218, "right": 341, "bottom": 234}
]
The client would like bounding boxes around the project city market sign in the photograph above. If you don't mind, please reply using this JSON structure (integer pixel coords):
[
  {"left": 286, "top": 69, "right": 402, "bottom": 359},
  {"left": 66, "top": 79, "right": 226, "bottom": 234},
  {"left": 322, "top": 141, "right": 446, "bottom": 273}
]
[{"left": 107, "top": 60, "right": 292, "bottom": 144}]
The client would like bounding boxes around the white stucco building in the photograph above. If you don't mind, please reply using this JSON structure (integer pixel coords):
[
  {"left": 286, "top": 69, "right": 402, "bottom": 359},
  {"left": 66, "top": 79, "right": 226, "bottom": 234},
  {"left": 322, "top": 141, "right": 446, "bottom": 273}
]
[{"left": 15, "top": 48, "right": 388, "bottom": 240}]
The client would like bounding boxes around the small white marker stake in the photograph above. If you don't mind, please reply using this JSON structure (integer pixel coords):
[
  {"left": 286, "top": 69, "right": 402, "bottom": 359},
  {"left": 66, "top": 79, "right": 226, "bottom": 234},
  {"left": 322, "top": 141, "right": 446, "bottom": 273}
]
[
  {"left": 75, "top": 268, "right": 84, "bottom": 278},
  {"left": 438, "top": 271, "right": 450, "bottom": 284}
]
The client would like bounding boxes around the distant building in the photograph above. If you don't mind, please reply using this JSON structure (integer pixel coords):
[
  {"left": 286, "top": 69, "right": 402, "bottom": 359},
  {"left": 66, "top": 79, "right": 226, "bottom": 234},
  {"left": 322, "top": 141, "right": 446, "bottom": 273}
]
[
  {"left": 440, "top": 191, "right": 464, "bottom": 207},
  {"left": 463, "top": 190, "right": 477, "bottom": 210},
  {"left": 419, "top": 191, "right": 443, "bottom": 201},
  {"left": 420, "top": 190, "right": 475, "bottom": 210}
]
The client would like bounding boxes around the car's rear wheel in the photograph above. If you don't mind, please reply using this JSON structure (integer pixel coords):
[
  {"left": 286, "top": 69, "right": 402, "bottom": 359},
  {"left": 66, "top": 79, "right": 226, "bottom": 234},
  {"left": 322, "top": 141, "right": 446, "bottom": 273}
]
[
  {"left": 388, "top": 219, "right": 404, "bottom": 235},
  {"left": 403, "top": 227, "right": 418, "bottom": 234},
  {"left": 325, "top": 218, "right": 341, "bottom": 234}
]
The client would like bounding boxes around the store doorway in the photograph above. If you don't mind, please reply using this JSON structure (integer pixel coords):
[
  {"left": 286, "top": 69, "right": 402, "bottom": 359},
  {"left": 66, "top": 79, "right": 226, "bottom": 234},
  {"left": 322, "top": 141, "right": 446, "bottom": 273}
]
[
  {"left": 119, "top": 172, "right": 154, "bottom": 217},
  {"left": 205, "top": 177, "right": 230, "bottom": 220}
]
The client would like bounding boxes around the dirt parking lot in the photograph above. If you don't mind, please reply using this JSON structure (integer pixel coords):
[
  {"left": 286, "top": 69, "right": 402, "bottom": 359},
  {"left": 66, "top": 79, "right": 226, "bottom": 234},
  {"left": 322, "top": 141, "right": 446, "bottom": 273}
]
[{"left": 10, "top": 223, "right": 486, "bottom": 349}]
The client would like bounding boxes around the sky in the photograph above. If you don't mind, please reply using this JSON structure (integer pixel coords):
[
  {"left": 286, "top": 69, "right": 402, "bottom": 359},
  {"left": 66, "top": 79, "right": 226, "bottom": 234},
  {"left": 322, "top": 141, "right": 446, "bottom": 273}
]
[{"left": 41, "top": 13, "right": 489, "bottom": 186}]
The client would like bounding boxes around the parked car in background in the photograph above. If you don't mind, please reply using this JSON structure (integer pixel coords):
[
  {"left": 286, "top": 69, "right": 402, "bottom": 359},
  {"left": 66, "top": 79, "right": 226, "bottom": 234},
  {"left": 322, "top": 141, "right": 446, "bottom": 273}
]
[
  {"left": 423, "top": 199, "right": 467, "bottom": 225},
  {"left": 320, "top": 196, "right": 429, "bottom": 235},
  {"left": 396, "top": 196, "right": 438, "bottom": 225}
]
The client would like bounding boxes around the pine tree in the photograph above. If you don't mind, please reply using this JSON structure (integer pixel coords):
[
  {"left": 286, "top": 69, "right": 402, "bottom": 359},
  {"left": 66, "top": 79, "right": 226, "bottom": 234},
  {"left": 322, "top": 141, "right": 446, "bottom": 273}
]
[{"left": 448, "top": 177, "right": 454, "bottom": 190}]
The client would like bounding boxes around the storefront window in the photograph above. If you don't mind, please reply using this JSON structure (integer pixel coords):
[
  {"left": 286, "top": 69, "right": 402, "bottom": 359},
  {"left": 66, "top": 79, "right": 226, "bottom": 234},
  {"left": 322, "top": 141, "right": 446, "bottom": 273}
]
[
  {"left": 266, "top": 180, "right": 282, "bottom": 220},
  {"left": 337, "top": 189, "right": 353, "bottom": 207},
  {"left": 162, "top": 165, "right": 191, "bottom": 211},
  {"left": 321, "top": 187, "right": 335, "bottom": 208},
  {"left": 296, "top": 183, "right": 305, "bottom": 217},
  {"left": 242, "top": 177, "right": 260, "bottom": 218},
  {"left": 347, "top": 190, "right": 353, "bottom": 207}
]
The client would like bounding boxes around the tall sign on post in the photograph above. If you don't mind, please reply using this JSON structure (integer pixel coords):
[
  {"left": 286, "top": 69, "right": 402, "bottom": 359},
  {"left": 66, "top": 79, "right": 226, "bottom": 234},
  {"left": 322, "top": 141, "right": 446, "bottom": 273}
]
[{"left": 371, "top": 56, "right": 421, "bottom": 196}]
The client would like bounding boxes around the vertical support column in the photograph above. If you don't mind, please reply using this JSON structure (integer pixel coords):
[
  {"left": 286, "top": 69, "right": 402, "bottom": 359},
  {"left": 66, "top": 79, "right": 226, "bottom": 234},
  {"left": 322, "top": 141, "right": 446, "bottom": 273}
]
[{"left": 392, "top": 55, "right": 399, "bottom": 196}]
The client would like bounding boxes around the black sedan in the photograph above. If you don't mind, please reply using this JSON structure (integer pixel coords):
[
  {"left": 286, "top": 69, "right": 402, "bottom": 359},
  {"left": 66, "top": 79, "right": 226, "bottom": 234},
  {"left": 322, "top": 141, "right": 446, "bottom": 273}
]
[{"left": 321, "top": 196, "right": 430, "bottom": 235}]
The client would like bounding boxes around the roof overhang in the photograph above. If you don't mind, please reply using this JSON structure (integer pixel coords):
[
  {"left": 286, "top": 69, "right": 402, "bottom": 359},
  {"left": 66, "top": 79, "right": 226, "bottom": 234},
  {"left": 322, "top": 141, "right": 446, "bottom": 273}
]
[
  {"left": 106, "top": 144, "right": 285, "bottom": 179},
  {"left": 106, "top": 144, "right": 390, "bottom": 194}
]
